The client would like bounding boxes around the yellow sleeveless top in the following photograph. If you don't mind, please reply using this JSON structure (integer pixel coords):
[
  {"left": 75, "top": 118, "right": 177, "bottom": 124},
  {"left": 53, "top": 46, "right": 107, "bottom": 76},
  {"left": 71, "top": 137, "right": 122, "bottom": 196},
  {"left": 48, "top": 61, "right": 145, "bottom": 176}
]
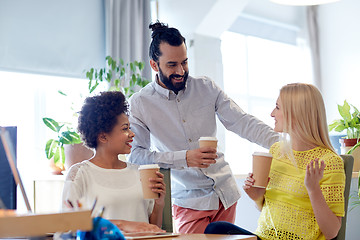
[{"left": 255, "top": 142, "right": 345, "bottom": 240}]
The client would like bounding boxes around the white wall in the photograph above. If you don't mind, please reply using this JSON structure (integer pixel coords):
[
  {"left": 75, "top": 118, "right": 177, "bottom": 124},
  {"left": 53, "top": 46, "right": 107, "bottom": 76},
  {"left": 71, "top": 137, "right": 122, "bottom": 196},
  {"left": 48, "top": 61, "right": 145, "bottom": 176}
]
[
  {"left": 318, "top": 1, "right": 360, "bottom": 238},
  {"left": 0, "top": 0, "right": 105, "bottom": 78},
  {"left": 318, "top": 0, "right": 360, "bottom": 122}
]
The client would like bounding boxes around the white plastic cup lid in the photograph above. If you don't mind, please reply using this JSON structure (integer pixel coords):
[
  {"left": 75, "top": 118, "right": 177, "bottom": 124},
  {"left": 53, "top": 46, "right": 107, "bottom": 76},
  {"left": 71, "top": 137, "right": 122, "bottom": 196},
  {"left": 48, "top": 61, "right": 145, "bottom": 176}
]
[
  {"left": 138, "top": 164, "right": 160, "bottom": 170},
  {"left": 252, "top": 152, "right": 272, "bottom": 157},
  {"left": 199, "top": 137, "right": 218, "bottom": 141}
]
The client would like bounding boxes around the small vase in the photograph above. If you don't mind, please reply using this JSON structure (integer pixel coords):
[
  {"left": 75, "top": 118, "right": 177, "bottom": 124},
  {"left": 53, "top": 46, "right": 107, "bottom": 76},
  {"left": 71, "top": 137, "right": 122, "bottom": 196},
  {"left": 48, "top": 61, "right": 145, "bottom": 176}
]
[
  {"left": 340, "top": 138, "right": 360, "bottom": 172},
  {"left": 49, "top": 159, "right": 65, "bottom": 175},
  {"left": 64, "top": 143, "right": 94, "bottom": 170}
]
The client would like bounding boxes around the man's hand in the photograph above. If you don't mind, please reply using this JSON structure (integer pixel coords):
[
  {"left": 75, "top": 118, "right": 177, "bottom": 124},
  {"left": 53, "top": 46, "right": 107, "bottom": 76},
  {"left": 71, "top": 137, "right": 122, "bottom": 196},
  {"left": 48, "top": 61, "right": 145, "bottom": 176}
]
[{"left": 186, "top": 147, "right": 217, "bottom": 168}]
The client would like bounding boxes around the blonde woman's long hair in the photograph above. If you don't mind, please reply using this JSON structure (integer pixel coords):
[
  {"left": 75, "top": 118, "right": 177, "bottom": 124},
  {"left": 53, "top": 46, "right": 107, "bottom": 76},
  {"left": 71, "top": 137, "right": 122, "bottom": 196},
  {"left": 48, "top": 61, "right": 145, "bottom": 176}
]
[{"left": 279, "top": 83, "right": 336, "bottom": 162}]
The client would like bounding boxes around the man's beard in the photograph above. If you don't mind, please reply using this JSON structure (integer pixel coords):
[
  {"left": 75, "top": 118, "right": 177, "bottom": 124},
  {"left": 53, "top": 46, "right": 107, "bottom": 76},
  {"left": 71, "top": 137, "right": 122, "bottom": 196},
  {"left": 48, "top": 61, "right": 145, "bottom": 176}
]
[{"left": 158, "top": 67, "right": 189, "bottom": 94}]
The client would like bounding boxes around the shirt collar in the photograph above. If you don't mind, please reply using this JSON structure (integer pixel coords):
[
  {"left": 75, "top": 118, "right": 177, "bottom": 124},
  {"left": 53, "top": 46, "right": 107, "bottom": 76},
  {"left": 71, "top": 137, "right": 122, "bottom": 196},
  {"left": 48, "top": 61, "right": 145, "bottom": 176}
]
[{"left": 153, "top": 74, "right": 188, "bottom": 100}]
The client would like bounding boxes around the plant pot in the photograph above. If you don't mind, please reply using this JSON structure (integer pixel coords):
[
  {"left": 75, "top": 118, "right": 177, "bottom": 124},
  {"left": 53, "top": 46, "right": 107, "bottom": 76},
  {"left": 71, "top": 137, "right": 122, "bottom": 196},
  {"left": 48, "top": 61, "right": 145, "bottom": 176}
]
[
  {"left": 64, "top": 143, "right": 94, "bottom": 170},
  {"left": 340, "top": 138, "right": 360, "bottom": 172},
  {"left": 49, "top": 159, "right": 64, "bottom": 175}
]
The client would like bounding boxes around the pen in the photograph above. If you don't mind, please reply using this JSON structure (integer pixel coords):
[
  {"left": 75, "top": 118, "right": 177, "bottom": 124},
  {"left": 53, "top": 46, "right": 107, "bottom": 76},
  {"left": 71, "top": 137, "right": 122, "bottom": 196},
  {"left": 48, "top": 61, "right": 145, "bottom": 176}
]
[
  {"left": 93, "top": 206, "right": 105, "bottom": 231},
  {"left": 77, "top": 200, "right": 82, "bottom": 209},
  {"left": 98, "top": 206, "right": 105, "bottom": 218},
  {"left": 91, "top": 197, "right": 98, "bottom": 213},
  {"left": 67, "top": 199, "right": 74, "bottom": 209}
]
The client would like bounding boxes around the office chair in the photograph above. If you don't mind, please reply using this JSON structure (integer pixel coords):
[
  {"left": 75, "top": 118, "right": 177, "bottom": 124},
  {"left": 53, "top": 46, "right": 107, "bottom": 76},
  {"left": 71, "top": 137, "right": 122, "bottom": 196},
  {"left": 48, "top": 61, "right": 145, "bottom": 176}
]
[
  {"left": 335, "top": 155, "right": 354, "bottom": 240},
  {"left": 160, "top": 168, "right": 173, "bottom": 233}
]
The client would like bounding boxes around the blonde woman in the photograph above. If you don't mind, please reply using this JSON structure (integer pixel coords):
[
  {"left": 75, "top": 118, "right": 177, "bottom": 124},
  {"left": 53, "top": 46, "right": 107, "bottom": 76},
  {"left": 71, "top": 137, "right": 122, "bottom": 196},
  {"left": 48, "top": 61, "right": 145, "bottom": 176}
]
[{"left": 205, "top": 83, "right": 345, "bottom": 240}]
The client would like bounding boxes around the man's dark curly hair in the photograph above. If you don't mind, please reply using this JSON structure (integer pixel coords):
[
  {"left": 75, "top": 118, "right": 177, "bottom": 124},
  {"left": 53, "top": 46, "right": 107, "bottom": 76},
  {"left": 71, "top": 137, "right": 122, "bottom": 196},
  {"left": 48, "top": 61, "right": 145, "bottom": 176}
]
[
  {"left": 77, "top": 91, "right": 128, "bottom": 149},
  {"left": 149, "top": 21, "right": 186, "bottom": 62}
]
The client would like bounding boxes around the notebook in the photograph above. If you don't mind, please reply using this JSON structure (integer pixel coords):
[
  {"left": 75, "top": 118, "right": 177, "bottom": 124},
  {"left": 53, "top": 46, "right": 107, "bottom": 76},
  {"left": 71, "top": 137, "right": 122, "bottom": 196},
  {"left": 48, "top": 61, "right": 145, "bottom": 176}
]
[{"left": 125, "top": 232, "right": 179, "bottom": 239}]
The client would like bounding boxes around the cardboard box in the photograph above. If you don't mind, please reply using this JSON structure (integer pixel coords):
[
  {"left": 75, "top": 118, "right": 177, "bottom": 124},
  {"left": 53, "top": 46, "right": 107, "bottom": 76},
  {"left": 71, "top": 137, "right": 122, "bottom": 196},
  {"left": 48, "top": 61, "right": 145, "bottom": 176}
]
[{"left": 0, "top": 210, "right": 92, "bottom": 238}]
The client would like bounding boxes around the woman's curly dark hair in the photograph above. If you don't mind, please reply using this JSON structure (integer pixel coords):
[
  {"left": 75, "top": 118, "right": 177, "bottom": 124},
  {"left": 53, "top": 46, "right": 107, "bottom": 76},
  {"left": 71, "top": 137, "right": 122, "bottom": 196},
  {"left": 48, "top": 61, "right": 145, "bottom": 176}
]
[{"left": 77, "top": 91, "right": 128, "bottom": 149}]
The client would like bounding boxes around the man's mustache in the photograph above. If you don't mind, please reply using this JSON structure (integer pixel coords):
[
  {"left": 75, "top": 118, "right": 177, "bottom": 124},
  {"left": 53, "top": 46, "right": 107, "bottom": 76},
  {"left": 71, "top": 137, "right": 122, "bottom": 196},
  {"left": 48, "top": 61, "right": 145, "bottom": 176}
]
[{"left": 170, "top": 74, "right": 184, "bottom": 79}]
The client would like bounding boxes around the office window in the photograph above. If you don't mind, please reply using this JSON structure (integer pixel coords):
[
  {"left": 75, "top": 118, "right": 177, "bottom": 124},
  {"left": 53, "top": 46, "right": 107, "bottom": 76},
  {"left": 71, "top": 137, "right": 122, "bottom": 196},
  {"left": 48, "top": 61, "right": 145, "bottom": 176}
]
[
  {"left": 0, "top": 71, "right": 91, "bottom": 177},
  {"left": 221, "top": 31, "right": 313, "bottom": 175}
]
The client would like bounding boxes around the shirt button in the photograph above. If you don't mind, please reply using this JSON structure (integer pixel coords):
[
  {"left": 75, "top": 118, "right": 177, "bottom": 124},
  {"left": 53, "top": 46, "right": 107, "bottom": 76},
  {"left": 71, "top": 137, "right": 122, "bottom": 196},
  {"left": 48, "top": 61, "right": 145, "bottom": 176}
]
[
  {"left": 182, "top": 119, "right": 186, "bottom": 123},
  {"left": 189, "top": 139, "right": 192, "bottom": 142},
  {"left": 177, "top": 99, "right": 180, "bottom": 102}
]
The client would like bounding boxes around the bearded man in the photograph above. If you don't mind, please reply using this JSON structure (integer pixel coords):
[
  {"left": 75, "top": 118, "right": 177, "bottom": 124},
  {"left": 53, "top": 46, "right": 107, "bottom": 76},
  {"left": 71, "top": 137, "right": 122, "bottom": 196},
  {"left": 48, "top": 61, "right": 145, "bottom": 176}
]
[{"left": 128, "top": 21, "right": 278, "bottom": 234}]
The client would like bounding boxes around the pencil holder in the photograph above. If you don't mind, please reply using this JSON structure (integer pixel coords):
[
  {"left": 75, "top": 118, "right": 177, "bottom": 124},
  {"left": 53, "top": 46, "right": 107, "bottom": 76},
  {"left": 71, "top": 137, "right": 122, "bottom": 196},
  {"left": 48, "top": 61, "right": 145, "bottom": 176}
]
[{"left": 76, "top": 217, "right": 125, "bottom": 240}]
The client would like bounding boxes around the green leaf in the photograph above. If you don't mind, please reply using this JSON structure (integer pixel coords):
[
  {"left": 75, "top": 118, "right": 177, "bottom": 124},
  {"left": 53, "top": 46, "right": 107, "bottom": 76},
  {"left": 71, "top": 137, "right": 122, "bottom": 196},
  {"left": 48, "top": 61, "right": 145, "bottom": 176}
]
[
  {"left": 142, "top": 80, "right": 150, "bottom": 87},
  {"left": 120, "top": 58, "right": 124, "bottom": 66},
  {"left": 334, "top": 125, "right": 347, "bottom": 132},
  {"left": 138, "top": 62, "right": 144, "bottom": 71},
  {"left": 43, "top": 118, "right": 60, "bottom": 133},
  {"left": 107, "top": 57, "right": 113, "bottom": 67},
  {"left": 347, "top": 141, "right": 360, "bottom": 154},
  {"left": 130, "top": 62, "right": 135, "bottom": 73},
  {"left": 45, "top": 139, "right": 57, "bottom": 159},
  {"left": 352, "top": 104, "right": 360, "bottom": 115},
  {"left": 131, "top": 74, "right": 136, "bottom": 84},
  {"left": 88, "top": 68, "right": 94, "bottom": 81},
  {"left": 136, "top": 76, "right": 142, "bottom": 85},
  {"left": 99, "top": 69, "right": 103, "bottom": 81},
  {"left": 60, "top": 146, "right": 65, "bottom": 164},
  {"left": 108, "top": 57, "right": 116, "bottom": 71},
  {"left": 114, "top": 79, "right": 120, "bottom": 88},
  {"left": 338, "top": 100, "right": 351, "bottom": 123},
  {"left": 347, "top": 129, "right": 353, "bottom": 138},
  {"left": 53, "top": 145, "right": 64, "bottom": 164},
  {"left": 120, "top": 68, "right": 125, "bottom": 77},
  {"left": 58, "top": 90, "right": 67, "bottom": 96},
  {"left": 107, "top": 72, "right": 112, "bottom": 82},
  {"left": 60, "top": 131, "right": 81, "bottom": 144},
  {"left": 89, "top": 82, "right": 99, "bottom": 93}
]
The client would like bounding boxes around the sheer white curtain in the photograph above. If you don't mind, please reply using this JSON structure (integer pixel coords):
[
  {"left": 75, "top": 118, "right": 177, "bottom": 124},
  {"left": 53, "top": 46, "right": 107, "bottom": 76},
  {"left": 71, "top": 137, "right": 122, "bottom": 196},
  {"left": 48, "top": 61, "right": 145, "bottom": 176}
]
[
  {"left": 105, "top": 0, "right": 152, "bottom": 80},
  {"left": 307, "top": 6, "right": 322, "bottom": 89}
]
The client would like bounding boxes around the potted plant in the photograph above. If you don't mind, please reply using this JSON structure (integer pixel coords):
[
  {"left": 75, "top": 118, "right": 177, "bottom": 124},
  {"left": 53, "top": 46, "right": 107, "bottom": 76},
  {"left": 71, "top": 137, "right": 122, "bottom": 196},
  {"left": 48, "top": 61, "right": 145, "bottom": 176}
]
[
  {"left": 329, "top": 100, "right": 360, "bottom": 172},
  {"left": 43, "top": 56, "right": 150, "bottom": 171},
  {"left": 43, "top": 117, "right": 82, "bottom": 174},
  {"left": 86, "top": 56, "right": 150, "bottom": 97}
]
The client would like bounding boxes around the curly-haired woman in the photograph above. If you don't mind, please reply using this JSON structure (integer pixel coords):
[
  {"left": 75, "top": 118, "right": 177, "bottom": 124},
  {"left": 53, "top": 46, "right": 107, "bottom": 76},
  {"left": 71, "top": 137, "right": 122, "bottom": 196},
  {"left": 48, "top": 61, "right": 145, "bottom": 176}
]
[{"left": 61, "top": 91, "right": 166, "bottom": 234}]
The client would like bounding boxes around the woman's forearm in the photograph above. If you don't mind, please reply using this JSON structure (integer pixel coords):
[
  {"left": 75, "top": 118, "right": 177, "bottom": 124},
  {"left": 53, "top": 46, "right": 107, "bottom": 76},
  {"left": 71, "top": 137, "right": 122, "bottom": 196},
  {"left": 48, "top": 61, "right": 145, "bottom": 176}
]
[
  {"left": 149, "top": 203, "right": 164, "bottom": 228},
  {"left": 244, "top": 187, "right": 266, "bottom": 211},
  {"left": 308, "top": 186, "right": 342, "bottom": 239}
]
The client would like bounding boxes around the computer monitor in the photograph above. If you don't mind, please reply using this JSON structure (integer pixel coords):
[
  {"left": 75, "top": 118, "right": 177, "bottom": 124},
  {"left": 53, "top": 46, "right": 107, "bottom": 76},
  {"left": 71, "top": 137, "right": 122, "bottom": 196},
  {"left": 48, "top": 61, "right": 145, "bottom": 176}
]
[{"left": 0, "top": 126, "right": 17, "bottom": 210}]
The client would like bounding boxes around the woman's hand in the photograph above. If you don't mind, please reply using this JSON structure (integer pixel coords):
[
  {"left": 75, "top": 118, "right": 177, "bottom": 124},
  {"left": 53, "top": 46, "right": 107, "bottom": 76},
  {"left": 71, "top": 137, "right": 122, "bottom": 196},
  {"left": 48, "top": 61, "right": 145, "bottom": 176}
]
[
  {"left": 150, "top": 171, "right": 166, "bottom": 207},
  {"left": 111, "top": 220, "right": 165, "bottom": 233},
  {"left": 304, "top": 158, "right": 342, "bottom": 239},
  {"left": 243, "top": 173, "right": 267, "bottom": 211},
  {"left": 304, "top": 158, "right": 325, "bottom": 193},
  {"left": 148, "top": 171, "right": 166, "bottom": 227}
]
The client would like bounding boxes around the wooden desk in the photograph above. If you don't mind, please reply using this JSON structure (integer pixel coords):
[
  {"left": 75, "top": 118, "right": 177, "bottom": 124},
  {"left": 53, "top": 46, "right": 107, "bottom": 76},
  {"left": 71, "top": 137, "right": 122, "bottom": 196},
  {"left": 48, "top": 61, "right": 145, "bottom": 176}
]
[{"left": 157, "top": 234, "right": 257, "bottom": 240}]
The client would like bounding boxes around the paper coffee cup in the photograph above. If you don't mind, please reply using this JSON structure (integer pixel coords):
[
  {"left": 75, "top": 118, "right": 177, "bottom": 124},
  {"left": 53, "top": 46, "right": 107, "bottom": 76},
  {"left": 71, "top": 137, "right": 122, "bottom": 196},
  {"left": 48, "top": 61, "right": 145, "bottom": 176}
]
[
  {"left": 139, "top": 164, "right": 160, "bottom": 199},
  {"left": 252, "top": 152, "right": 273, "bottom": 188},
  {"left": 199, "top": 137, "right": 218, "bottom": 149}
]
